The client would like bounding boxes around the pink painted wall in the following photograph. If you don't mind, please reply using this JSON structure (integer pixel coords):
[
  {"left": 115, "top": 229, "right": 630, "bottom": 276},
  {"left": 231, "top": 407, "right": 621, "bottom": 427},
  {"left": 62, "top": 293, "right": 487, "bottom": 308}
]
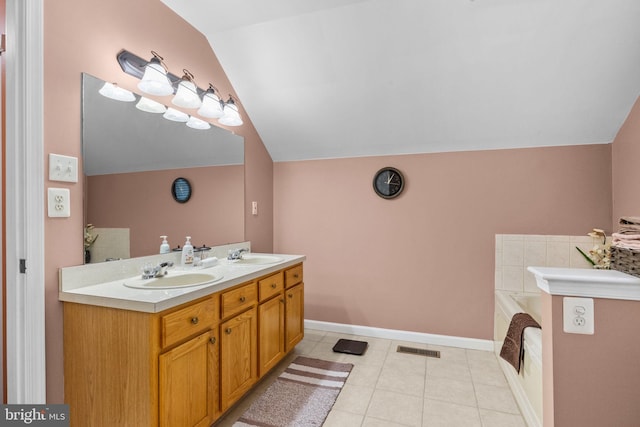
[
  {"left": 43, "top": 0, "right": 273, "bottom": 402},
  {"left": 543, "top": 294, "right": 640, "bottom": 426},
  {"left": 87, "top": 165, "right": 244, "bottom": 258},
  {"left": 274, "top": 144, "right": 612, "bottom": 339},
  {"left": 612, "top": 96, "right": 640, "bottom": 228}
]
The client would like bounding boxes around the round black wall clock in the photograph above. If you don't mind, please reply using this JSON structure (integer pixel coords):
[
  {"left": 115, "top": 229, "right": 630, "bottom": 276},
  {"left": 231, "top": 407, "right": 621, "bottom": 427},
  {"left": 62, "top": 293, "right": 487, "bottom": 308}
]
[
  {"left": 373, "top": 167, "right": 405, "bottom": 199},
  {"left": 171, "top": 177, "right": 192, "bottom": 203}
]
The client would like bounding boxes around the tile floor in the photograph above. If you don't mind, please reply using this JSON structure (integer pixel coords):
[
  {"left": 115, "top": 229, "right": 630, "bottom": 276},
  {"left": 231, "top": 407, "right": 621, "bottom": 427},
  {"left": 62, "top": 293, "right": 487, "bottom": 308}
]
[{"left": 215, "top": 329, "right": 526, "bottom": 427}]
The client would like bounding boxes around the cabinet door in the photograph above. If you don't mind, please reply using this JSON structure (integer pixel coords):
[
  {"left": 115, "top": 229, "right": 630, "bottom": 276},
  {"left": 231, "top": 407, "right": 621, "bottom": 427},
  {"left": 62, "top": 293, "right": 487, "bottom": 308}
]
[
  {"left": 159, "top": 330, "right": 218, "bottom": 427},
  {"left": 220, "top": 308, "right": 257, "bottom": 411},
  {"left": 285, "top": 283, "right": 304, "bottom": 352},
  {"left": 258, "top": 294, "right": 285, "bottom": 376}
]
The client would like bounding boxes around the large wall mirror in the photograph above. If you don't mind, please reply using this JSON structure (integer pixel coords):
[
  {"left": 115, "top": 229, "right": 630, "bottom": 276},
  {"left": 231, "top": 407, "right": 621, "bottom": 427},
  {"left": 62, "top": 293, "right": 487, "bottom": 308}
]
[{"left": 82, "top": 73, "right": 245, "bottom": 262}]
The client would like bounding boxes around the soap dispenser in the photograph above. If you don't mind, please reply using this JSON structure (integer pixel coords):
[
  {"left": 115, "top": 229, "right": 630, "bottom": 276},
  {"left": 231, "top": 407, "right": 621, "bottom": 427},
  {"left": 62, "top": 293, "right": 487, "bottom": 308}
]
[
  {"left": 181, "top": 236, "right": 194, "bottom": 266},
  {"left": 159, "top": 236, "right": 171, "bottom": 254}
]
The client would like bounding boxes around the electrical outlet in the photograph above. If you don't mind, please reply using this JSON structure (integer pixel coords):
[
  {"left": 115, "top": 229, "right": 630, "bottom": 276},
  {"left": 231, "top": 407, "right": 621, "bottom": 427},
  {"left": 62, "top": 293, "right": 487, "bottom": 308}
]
[
  {"left": 563, "top": 297, "right": 594, "bottom": 334},
  {"left": 48, "top": 188, "right": 71, "bottom": 217},
  {"left": 49, "top": 153, "right": 78, "bottom": 183}
]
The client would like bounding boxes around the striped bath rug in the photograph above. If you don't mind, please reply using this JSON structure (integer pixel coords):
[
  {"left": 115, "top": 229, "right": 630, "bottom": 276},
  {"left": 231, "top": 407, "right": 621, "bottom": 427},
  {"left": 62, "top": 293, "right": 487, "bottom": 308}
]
[{"left": 233, "top": 356, "right": 353, "bottom": 427}]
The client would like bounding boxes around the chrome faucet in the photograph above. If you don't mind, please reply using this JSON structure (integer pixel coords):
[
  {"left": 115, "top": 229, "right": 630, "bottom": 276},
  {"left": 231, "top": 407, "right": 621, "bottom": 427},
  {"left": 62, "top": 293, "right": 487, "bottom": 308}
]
[
  {"left": 141, "top": 261, "right": 174, "bottom": 279},
  {"left": 227, "top": 248, "right": 249, "bottom": 261}
]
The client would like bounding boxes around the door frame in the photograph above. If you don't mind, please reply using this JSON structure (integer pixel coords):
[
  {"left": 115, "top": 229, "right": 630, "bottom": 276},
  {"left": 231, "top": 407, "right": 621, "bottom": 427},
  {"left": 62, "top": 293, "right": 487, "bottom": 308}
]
[{"left": 5, "top": 0, "right": 46, "bottom": 403}]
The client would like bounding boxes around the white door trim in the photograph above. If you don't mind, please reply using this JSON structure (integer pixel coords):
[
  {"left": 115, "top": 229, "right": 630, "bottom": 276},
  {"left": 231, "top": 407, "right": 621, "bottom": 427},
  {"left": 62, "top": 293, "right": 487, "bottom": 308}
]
[{"left": 5, "top": 0, "right": 46, "bottom": 403}]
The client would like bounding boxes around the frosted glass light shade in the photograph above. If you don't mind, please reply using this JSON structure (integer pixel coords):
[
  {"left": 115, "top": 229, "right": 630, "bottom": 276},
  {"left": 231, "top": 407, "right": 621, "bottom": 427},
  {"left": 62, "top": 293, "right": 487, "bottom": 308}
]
[
  {"left": 98, "top": 82, "right": 135, "bottom": 102},
  {"left": 163, "top": 107, "right": 189, "bottom": 122},
  {"left": 172, "top": 80, "right": 201, "bottom": 109},
  {"left": 136, "top": 97, "right": 167, "bottom": 113},
  {"left": 138, "top": 62, "right": 174, "bottom": 96},
  {"left": 186, "top": 116, "right": 211, "bottom": 130},
  {"left": 197, "top": 92, "right": 224, "bottom": 118},
  {"left": 218, "top": 101, "right": 243, "bottom": 126}
]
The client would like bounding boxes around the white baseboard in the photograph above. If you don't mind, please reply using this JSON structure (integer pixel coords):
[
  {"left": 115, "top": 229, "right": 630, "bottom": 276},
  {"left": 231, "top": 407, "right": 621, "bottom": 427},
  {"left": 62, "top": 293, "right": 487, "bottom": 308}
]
[{"left": 304, "top": 319, "right": 494, "bottom": 351}]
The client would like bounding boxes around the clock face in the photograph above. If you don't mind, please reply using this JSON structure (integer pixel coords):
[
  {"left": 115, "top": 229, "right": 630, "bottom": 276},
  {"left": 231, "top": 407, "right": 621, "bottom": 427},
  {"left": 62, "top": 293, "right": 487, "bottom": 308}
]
[
  {"left": 171, "top": 177, "right": 192, "bottom": 203},
  {"left": 373, "top": 167, "right": 404, "bottom": 199}
]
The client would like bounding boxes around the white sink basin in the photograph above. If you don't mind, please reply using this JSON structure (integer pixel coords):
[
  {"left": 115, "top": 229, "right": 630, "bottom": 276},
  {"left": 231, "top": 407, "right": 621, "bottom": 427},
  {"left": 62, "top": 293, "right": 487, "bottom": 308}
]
[
  {"left": 233, "top": 254, "right": 284, "bottom": 265},
  {"left": 123, "top": 272, "right": 223, "bottom": 289}
]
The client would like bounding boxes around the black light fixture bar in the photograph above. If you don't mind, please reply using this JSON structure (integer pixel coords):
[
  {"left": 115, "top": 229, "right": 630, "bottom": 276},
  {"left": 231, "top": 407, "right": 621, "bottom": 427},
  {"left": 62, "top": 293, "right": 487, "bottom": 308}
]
[{"left": 116, "top": 49, "right": 207, "bottom": 97}]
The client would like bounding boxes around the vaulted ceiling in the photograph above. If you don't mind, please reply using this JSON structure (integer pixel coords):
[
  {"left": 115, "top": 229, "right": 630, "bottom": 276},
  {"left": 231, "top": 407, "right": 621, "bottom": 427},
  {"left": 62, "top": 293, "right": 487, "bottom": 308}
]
[{"left": 162, "top": 0, "right": 640, "bottom": 162}]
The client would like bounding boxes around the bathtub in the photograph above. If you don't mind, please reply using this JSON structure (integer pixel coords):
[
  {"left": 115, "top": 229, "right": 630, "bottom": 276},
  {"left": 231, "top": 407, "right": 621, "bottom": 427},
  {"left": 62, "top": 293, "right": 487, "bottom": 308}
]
[{"left": 494, "top": 290, "right": 542, "bottom": 427}]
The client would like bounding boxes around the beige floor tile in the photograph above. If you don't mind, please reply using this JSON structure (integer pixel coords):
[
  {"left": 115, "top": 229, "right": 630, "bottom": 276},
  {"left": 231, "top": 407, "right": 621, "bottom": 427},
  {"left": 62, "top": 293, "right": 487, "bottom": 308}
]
[
  {"left": 363, "top": 417, "right": 414, "bottom": 427},
  {"left": 332, "top": 383, "right": 375, "bottom": 415},
  {"left": 366, "top": 389, "right": 424, "bottom": 427},
  {"left": 323, "top": 409, "right": 365, "bottom": 427},
  {"left": 346, "top": 362, "right": 383, "bottom": 388},
  {"left": 429, "top": 345, "right": 468, "bottom": 363},
  {"left": 216, "top": 330, "right": 526, "bottom": 426},
  {"left": 426, "top": 358, "right": 472, "bottom": 382},
  {"left": 422, "top": 398, "right": 482, "bottom": 427},
  {"left": 474, "top": 383, "right": 521, "bottom": 414},
  {"left": 423, "top": 376, "right": 477, "bottom": 407},
  {"left": 479, "top": 408, "right": 527, "bottom": 427},
  {"left": 376, "top": 367, "right": 425, "bottom": 396}
]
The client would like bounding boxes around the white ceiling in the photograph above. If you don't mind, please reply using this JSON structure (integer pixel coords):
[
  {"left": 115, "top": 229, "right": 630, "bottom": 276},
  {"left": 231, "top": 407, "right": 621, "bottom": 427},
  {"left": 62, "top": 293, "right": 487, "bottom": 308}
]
[{"left": 162, "top": 0, "right": 640, "bottom": 162}]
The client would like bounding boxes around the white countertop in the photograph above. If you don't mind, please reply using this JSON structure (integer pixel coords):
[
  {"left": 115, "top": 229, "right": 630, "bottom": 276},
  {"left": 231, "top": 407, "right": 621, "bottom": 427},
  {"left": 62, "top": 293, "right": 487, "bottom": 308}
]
[
  {"left": 527, "top": 266, "right": 640, "bottom": 300},
  {"left": 59, "top": 253, "right": 305, "bottom": 313}
]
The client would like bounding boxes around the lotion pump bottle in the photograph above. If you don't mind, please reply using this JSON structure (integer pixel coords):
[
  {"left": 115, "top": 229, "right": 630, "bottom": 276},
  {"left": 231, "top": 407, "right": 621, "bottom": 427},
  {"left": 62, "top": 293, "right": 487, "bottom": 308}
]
[
  {"left": 159, "top": 236, "right": 171, "bottom": 254},
  {"left": 181, "top": 236, "right": 194, "bottom": 266}
]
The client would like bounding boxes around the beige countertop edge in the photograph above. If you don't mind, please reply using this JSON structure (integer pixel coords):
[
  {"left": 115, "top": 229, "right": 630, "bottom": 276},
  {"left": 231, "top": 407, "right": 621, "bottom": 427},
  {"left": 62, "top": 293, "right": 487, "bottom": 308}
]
[{"left": 59, "top": 255, "right": 306, "bottom": 313}]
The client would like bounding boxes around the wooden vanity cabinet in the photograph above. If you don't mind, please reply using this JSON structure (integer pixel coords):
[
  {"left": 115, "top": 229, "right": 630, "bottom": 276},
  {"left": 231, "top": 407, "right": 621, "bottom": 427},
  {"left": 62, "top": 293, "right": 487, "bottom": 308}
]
[
  {"left": 159, "top": 329, "right": 218, "bottom": 427},
  {"left": 257, "top": 265, "right": 304, "bottom": 375},
  {"left": 219, "top": 282, "right": 258, "bottom": 412},
  {"left": 63, "top": 263, "right": 303, "bottom": 427},
  {"left": 258, "top": 272, "right": 285, "bottom": 376}
]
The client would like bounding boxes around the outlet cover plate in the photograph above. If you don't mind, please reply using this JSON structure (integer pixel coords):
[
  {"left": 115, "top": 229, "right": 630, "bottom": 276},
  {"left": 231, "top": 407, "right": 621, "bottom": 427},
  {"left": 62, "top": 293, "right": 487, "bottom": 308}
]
[
  {"left": 48, "top": 188, "right": 71, "bottom": 217},
  {"left": 563, "top": 297, "right": 594, "bottom": 334}
]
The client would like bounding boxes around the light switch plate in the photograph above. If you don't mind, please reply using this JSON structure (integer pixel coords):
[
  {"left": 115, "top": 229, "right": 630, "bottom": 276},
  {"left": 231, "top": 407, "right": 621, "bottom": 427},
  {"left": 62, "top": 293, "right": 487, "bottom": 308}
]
[
  {"left": 49, "top": 153, "right": 78, "bottom": 183},
  {"left": 48, "top": 188, "right": 71, "bottom": 217}
]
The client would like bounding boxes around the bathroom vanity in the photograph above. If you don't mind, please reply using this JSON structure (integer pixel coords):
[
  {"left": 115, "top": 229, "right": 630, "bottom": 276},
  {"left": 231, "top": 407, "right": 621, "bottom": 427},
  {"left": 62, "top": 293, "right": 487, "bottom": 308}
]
[{"left": 60, "top": 247, "right": 305, "bottom": 427}]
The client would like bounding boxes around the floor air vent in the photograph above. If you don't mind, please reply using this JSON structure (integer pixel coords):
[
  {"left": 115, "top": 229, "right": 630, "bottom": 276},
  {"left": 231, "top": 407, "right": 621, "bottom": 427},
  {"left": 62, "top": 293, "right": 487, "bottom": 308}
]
[{"left": 396, "top": 346, "right": 441, "bottom": 358}]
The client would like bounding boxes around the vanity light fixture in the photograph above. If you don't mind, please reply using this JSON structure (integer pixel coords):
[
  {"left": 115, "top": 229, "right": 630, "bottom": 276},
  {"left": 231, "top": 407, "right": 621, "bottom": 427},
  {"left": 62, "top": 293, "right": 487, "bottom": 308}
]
[
  {"left": 197, "top": 84, "right": 224, "bottom": 119},
  {"left": 218, "top": 95, "right": 243, "bottom": 126},
  {"left": 136, "top": 96, "right": 167, "bottom": 114},
  {"left": 137, "top": 51, "right": 174, "bottom": 96},
  {"left": 98, "top": 82, "right": 135, "bottom": 102},
  {"left": 172, "top": 69, "right": 202, "bottom": 109},
  {"left": 186, "top": 116, "right": 211, "bottom": 130},
  {"left": 116, "top": 49, "right": 245, "bottom": 126},
  {"left": 163, "top": 107, "right": 189, "bottom": 122}
]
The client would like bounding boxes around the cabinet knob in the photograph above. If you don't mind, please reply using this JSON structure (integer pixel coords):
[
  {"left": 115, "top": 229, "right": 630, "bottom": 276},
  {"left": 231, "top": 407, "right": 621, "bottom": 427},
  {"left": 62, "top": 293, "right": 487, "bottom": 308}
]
[
  {"left": 288, "top": 293, "right": 293, "bottom": 298},
  {"left": 271, "top": 283, "right": 277, "bottom": 289},
  {"left": 239, "top": 296, "right": 246, "bottom": 303},
  {"left": 225, "top": 327, "right": 232, "bottom": 335},
  {"left": 293, "top": 274, "right": 299, "bottom": 279},
  {"left": 209, "top": 337, "right": 217, "bottom": 345},
  {"left": 191, "top": 317, "right": 199, "bottom": 325}
]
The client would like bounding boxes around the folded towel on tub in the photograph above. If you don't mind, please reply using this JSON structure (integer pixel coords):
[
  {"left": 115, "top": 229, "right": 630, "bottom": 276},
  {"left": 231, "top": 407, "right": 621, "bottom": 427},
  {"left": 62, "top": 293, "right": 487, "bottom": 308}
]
[{"left": 500, "top": 313, "right": 541, "bottom": 373}]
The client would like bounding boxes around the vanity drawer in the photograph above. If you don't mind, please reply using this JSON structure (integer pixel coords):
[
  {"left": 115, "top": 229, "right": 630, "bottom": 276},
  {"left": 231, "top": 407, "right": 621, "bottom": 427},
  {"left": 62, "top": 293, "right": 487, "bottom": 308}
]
[
  {"left": 161, "top": 297, "right": 218, "bottom": 348},
  {"left": 221, "top": 282, "right": 257, "bottom": 319},
  {"left": 258, "top": 272, "right": 284, "bottom": 302},
  {"left": 285, "top": 264, "right": 303, "bottom": 288}
]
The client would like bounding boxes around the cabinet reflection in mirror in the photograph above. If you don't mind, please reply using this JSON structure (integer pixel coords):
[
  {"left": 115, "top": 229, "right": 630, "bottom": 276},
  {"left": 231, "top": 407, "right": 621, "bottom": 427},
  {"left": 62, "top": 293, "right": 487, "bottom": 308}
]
[{"left": 82, "top": 73, "right": 245, "bottom": 263}]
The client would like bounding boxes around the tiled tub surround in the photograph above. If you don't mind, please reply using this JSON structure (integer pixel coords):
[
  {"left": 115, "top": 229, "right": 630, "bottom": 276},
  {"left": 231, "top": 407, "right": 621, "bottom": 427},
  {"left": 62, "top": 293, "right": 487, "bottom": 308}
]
[
  {"left": 494, "top": 234, "right": 603, "bottom": 427},
  {"left": 59, "top": 241, "right": 305, "bottom": 312},
  {"left": 495, "top": 234, "right": 606, "bottom": 293}
]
